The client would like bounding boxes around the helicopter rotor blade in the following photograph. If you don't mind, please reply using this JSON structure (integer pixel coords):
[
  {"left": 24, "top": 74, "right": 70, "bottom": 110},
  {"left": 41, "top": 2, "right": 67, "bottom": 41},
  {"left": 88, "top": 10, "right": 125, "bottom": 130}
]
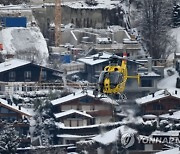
[{"left": 83, "top": 54, "right": 144, "bottom": 65}]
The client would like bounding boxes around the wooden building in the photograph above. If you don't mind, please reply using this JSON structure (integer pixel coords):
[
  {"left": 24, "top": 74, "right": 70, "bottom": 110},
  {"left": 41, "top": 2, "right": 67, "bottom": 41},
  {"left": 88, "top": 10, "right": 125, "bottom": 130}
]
[
  {"left": 54, "top": 109, "right": 93, "bottom": 127},
  {"left": 0, "top": 98, "right": 32, "bottom": 147},
  {"left": 0, "top": 59, "right": 63, "bottom": 82},
  {"left": 0, "top": 58, "right": 63, "bottom": 94},
  {"left": 51, "top": 89, "right": 118, "bottom": 126},
  {"left": 136, "top": 88, "right": 180, "bottom": 115}
]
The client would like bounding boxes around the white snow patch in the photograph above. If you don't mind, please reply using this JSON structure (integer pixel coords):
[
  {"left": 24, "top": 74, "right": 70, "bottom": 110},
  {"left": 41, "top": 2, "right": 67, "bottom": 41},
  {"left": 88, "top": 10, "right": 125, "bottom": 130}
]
[
  {"left": 157, "top": 67, "right": 178, "bottom": 89},
  {"left": 78, "top": 52, "right": 112, "bottom": 65},
  {"left": 1, "top": 27, "right": 49, "bottom": 64}
]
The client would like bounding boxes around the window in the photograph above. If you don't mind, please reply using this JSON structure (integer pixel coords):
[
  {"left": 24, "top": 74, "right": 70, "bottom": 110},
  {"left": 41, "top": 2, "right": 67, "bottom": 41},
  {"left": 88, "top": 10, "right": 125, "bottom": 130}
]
[
  {"left": 141, "top": 79, "right": 153, "bottom": 87},
  {"left": 153, "top": 104, "right": 164, "bottom": 110},
  {"left": 41, "top": 71, "right": 47, "bottom": 80},
  {"left": 79, "top": 96, "right": 93, "bottom": 103},
  {"left": 1, "top": 107, "right": 9, "bottom": 113},
  {"left": 24, "top": 71, "right": 31, "bottom": 81},
  {"left": 9, "top": 71, "right": 16, "bottom": 81}
]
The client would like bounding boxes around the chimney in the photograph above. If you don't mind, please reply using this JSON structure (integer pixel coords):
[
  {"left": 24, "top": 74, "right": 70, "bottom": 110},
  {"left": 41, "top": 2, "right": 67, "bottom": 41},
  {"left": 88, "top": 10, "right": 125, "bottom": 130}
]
[
  {"left": 175, "top": 90, "right": 178, "bottom": 95},
  {"left": 152, "top": 93, "right": 155, "bottom": 97},
  {"left": 148, "top": 57, "right": 152, "bottom": 73},
  {"left": 18, "top": 106, "right": 21, "bottom": 110},
  {"left": 169, "top": 110, "right": 173, "bottom": 115}
]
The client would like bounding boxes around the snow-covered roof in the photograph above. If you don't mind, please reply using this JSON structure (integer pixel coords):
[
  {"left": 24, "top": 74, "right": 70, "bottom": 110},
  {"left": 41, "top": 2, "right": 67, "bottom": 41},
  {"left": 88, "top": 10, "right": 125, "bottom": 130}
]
[
  {"left": 156, "top": 148, "right": 179, "bottom": 154},
  {"left": 138, "top": 72, "right": 161, "bottom": 77},
  {"left": 51, "top": 90, "right": 118, "bottom": 106},
  {"left": 0, "top": 98, "right": 32, "bottom": 117},
  {"left": 0, "top": 59, "right": 30, "bottom": 73},
  {"left": 54, "top": 109, "right": 92, "bottom": 119},
  {"left": 77, "top": 52, "right": 112, "bottom": 65},
  {"left": 57, "top": 134, "right": 95, "bottom": 139},
  {"left": 62, "top": 0, "right": 122, "bottom": 10},
  {"left": 152, "top": 131, "right": 180, "bottom": 137},
  {"left": 160, "top": 110, "right": 180, "bottom": 120},
  {"left": 0, "top": 4, "right": 31, "bottom": 10},
  {"left": 157, "top": 67, "right": 178, "bottom": 89},
  {"left": 92, "top": 125, "right": 137, "bottom": 145},
  {"left": 136, "top": 88, "right": 180, "bottom": 105},
  {"left": 142, "top": 114, "right": 157, "bottom": 119}
]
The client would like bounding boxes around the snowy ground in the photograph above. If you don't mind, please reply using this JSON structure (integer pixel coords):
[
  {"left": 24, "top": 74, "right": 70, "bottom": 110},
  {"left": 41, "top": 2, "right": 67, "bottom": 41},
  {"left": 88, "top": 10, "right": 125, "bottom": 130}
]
[
  {"left": 157, "top": 67, "right": 178, "bottom": 89},
  {"left": 0, "top": 27, "right": 49, "bottom": 64}
]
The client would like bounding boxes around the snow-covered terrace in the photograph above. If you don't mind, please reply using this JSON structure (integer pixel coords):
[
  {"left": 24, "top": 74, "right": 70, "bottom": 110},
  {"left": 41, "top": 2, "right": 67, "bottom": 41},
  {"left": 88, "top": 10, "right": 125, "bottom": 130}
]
[
  {"left": 136, "top": 88, "right": 180, "bottom": 105},
  {"left": 51, "top": 89, "right": 118, "bottom": 106}
]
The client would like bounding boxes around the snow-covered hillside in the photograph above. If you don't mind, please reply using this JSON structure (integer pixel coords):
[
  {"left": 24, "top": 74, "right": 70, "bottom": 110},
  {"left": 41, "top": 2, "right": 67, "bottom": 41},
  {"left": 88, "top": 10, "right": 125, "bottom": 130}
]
[
  {"left": 157, "top": 67, "right": 178, "bottom": 89},
  {"left": 0, "top": 27, "right": 49, "bottom": 64}
]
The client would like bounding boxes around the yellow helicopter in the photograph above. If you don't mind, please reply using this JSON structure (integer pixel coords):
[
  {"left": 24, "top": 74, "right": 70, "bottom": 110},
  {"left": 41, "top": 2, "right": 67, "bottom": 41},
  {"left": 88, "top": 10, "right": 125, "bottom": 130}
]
[{"left": 98, "top": 53, "right": 141, "bottom": 96}]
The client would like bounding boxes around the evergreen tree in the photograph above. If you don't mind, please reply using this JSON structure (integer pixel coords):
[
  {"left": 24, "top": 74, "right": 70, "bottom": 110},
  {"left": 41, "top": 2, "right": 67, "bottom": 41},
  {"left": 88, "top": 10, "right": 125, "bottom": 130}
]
[
  {"left": 33, "top": 99, "right": 58, "bottom": 145},
  {"left": 0, "top": 124, "right": 20, "bottom": 154}
]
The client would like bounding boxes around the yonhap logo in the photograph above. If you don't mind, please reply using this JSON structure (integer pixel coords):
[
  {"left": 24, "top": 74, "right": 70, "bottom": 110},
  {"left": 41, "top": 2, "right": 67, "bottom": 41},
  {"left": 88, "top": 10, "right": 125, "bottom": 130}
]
[{"left": 121, "top": 133, "right": 135, "bottom": 148}]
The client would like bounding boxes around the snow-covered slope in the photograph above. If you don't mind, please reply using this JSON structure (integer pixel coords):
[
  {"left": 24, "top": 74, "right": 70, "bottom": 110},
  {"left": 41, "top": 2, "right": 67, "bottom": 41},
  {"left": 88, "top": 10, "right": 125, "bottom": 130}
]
[
  {"left": 157, "top": 67, "right": 178, "bottom": 89},
  {"left": 0, "top": 27, "right": 49, "bottom": 64}
]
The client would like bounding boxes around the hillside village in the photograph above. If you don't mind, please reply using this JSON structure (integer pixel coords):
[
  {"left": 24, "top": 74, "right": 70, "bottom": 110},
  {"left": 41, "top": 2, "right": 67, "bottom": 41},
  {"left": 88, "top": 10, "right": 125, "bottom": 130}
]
[{"left": 1, "top": 0, "right": 180, "bottom": 154}]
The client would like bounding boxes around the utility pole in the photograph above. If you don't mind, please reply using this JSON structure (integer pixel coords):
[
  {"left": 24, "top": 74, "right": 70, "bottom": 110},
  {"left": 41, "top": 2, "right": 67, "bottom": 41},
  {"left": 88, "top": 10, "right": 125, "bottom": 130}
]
[{"left": 55, "top": 0, "right": 61, "bottom": 47}]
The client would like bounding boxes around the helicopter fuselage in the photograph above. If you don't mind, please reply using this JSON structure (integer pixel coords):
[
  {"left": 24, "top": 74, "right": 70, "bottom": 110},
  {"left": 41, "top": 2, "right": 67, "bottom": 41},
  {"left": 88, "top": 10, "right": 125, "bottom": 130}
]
[{"left": 99, "top": 59, "right": 128, "bottom": 94}]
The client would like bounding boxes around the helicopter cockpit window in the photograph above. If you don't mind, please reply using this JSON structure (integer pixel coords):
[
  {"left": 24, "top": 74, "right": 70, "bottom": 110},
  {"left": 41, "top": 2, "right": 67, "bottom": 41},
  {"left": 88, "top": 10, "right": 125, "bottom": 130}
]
[
  {"left": 109, "top": 72, "right": 123, "bottom": 88},
  {"left": 99, "top": 71, "right": 107, "bottom": 85}
]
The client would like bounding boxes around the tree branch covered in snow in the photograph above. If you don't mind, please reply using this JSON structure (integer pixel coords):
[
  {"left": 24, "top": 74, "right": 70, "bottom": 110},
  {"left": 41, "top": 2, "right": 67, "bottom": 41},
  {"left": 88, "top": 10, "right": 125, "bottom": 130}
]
[
  {"left": 33, "top": 99, "right": 58, "bottom": 146},
  {"left": 0, "top": 124, "right": 20, "bottom": 154}
]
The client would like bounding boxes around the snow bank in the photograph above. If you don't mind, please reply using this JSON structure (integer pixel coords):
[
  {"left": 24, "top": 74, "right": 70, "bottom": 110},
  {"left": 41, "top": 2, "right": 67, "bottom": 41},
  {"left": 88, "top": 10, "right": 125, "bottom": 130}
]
[
  {"left": 157, "top": 67, "right": 178, "bottom": 89},
  {"left": 1, "top": 27, "right": 49, "bottom": 64}
]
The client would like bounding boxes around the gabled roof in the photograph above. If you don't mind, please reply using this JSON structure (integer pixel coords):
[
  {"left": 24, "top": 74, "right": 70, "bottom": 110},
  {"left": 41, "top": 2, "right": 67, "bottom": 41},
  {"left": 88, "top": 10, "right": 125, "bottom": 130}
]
[
  {"left": 77, "top": 52, "right": 112, "bottom": 65},
  {"left": 51, "top": 90, "right": 118, "bottom": 106},
  {"left": 0, "top": 58, "right": 63, "bottom": 75},
  {"left": 54, "top": 109, "right": 92, "bottom": 119},
  {"left": 0, "top": 59, "right": 30, "bottom": 73},
  {"left": 0, "top": 98, "right": 32, "bottom": 117},
  {"left": 136, "top": 88, "right": 180, "bottom": 105}
]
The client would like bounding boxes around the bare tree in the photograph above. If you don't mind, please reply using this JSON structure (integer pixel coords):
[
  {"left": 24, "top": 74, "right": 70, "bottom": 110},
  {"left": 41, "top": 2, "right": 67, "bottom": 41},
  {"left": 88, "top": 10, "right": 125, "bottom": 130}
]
[{"left": 140, "top": 0, "right": 176, "bottom": 59}]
